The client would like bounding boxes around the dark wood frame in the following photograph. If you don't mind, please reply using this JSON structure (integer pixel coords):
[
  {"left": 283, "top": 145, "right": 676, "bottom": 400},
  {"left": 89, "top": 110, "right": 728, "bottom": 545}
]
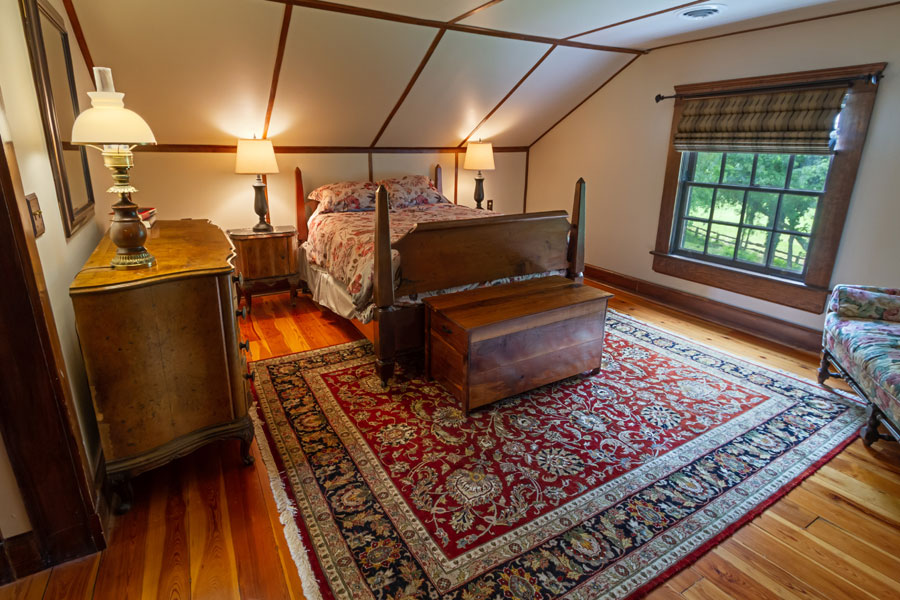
[
  {"left": 21, "top": 0, "right": 96, "bottom": 238},
  {"left": 0, "top": 107, "right": 103, "bottom": 585},
  {"left": 651, "top": 63, "right": 886, "bottom": 314},
  {"left": 296, "top": 165, "right": 586, "bottom": 383}
]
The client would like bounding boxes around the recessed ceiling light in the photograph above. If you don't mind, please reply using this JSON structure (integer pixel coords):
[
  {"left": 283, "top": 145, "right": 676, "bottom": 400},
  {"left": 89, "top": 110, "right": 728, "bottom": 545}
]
[{"left": 679, "top": 4, "right": 727, "bottom": 20}]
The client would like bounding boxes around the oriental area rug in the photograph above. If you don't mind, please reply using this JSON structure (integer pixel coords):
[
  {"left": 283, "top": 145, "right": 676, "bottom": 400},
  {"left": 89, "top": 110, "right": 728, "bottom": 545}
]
[{"left": 249, "top": 311, "right": 864, "bottom": 600}]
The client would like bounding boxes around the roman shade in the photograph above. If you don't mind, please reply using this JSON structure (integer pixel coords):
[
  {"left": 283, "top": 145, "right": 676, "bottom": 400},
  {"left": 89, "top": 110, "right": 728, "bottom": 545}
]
[{"left": 673, "top": 86, "right": 847, "bottom": 155}]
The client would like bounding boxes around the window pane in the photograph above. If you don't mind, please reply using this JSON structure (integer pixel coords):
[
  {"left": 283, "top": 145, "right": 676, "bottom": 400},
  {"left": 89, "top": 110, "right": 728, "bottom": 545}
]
[
  {"left": 679, "top": 220, "right": 707, "bottom": 252},
  {"left": 754, "top": 154, "right": 790, "bottom": 188},
  {"left": 707, "top": 223, "right": 739, "bottom": 258},
  {"left": 743, "top": 191, "right": 778, "bottom": 228},
  {"left": 790, "top": 155, "right": 830, "bottom": 191},
  {"left": 685, "top": 186, "right": 713, "bottom": 219},
  {"left": 777, "top": 195, "right": 818, "bottom": 234},
  {"left": 722, "top": 153, "right": 754, "bottom": 185},
  {"left": 693, "top": 152, "right": 723, "bottom": 184},
  {"left": 712, "top": 189, "right": 743, "bottom": 223},
  {"left": 736, "top": 228, "right": 770, "bottom": 265},
  {"left": 771, "top": 233, "right": 808, "bottom": 273}
]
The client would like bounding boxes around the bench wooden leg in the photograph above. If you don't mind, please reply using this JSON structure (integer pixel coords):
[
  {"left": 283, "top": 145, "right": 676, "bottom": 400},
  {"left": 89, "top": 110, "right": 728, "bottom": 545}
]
[
  {"left": 860, "top": 404, "right": 882, "bottom": 446},
  {"left": 817, "top": 352, "right": 831, "bottom": 384}
]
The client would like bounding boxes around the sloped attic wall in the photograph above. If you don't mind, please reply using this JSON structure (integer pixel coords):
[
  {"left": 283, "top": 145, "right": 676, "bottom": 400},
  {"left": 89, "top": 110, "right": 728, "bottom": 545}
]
[
  {"left": 526, "top": 4, "right": 900, "bottom": 330},
  {"left": 69, "top": 0, "right": 640, "bottom": 228}
]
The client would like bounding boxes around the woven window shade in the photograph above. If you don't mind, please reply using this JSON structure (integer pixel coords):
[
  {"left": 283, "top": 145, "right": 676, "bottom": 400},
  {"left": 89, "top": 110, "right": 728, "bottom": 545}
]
[{"left": 673, "top": 87, "right": 847, "bottom": 154}]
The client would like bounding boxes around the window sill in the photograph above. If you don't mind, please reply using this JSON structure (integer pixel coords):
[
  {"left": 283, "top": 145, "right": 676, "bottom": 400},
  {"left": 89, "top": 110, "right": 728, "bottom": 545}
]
[{"left": 650, "top": 252, "right": 828, "bottom": 313}]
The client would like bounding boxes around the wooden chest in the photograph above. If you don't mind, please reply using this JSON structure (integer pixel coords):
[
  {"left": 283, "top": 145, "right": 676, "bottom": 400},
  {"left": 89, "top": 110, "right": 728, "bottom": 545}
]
[
  {"left": 424, "top": 276, "right": 612, "bottom": 413},
  {"left": 70, "top": 220, "right": 253, "bottom": 510}
]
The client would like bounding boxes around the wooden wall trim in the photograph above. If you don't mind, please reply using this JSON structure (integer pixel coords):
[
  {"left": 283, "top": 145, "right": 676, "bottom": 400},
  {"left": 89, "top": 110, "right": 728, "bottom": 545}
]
[
  {"left": 60, "top": 0, "right": 93, "bottom": 74},
  {"left": 454, "top": 152, "right": 458, "bottom": 204},
  {"left": 262, "top": 4, "right": 293, "bottom": 138},
  {"left": 522, "top": 147, "right": 529, "bottom": 212},
  {"left": 458, "top": 45, "right": 556, "bottom": 147},
  {"left": 649, "top": 1, "right": 900, "bottom": 51},
  {"left": 371, "top": 28, "right": 446, "bottom": 147},
  {"left": 530, "top": 54, "right": 641, "bottom": 147},
  {"left": 121, "top": 143, "right": 530, "bottom": 154},
  {"left": 565, "top": 0, "right": 707, "bottom": 40},
  {"left": 584, "top": 264, "right": 822, "bottom": 353},
  {"left": 267, "top": 0, "right": 644, "bottom": 54}
]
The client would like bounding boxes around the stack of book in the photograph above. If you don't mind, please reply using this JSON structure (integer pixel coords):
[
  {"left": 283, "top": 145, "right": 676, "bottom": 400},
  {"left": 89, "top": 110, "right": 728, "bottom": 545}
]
[{"left": 139, "top": 207, "right": 157, "bottom": 229}]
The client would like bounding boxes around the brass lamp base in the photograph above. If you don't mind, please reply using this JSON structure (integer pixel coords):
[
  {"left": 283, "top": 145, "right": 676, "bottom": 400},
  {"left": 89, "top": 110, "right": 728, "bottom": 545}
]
[{"left": 102, "top": 145, "right": 155, "bottom": 269}]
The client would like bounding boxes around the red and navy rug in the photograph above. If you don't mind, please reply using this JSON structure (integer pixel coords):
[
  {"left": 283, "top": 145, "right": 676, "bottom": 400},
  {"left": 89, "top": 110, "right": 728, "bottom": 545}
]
[{"left": 250, "top": 311, "right": 863, "bottom": 600}]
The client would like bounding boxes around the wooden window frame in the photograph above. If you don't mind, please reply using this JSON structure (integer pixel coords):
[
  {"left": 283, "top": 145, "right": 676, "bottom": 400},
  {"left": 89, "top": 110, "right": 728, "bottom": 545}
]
[{"left": 652, "top": 63, "right": 886, "bottom": 313}]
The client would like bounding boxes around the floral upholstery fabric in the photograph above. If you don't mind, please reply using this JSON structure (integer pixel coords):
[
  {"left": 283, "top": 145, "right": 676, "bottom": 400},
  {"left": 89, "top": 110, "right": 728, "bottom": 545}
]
[
  {"left": 823, "top": 285, "right": 900, "bottom": 427},
  {"left": 309, "top": 180, "right": 379, "bottom": 213},
  {"left": 378, "top": 175, "right": 449, "bottom": 208}
]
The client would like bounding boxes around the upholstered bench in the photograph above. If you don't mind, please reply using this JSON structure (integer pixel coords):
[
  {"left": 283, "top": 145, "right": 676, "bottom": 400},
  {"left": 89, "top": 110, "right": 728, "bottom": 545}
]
[{"left": 819, "top": 285, "right": 900, "bottom": 444}]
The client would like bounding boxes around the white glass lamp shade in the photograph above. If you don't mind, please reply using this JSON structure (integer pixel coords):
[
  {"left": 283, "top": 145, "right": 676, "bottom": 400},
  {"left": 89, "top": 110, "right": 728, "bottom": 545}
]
[
  {"left": 71, "top": 91, "right": 156, "bottom": 145},
  {"left": 463, "top": 142, "right": 495, "bottom": 171},
  {"left": 235, "top": 139, "right": 279, "bottom": 174}
]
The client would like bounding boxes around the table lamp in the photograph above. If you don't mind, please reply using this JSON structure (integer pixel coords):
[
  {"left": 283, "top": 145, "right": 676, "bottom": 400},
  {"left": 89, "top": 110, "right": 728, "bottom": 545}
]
[
  {"left": 235, "top": 138, "right": 279, "bottom": 232},
  {"left": 71, "top": 67, "right": 157, "bottom": 269},
  {"left": 463, "top": 141, "right": 494, "bottom": 210}
]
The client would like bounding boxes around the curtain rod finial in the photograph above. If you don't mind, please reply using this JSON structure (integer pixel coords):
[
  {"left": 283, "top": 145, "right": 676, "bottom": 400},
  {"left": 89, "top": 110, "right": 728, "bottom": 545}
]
[{"left": 655, "top": 94, "right": 665, "bottom": 103}]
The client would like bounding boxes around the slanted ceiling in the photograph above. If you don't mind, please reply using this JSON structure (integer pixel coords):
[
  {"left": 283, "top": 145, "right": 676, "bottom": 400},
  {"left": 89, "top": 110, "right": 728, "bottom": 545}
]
[{"left": 70, "top": 0, "right": 892, "bottom": 148}]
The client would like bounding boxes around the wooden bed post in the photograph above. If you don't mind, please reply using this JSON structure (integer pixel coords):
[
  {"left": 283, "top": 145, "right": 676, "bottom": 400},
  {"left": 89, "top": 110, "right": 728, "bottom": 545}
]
[
  {"left": 434, "top": 164, "right": 442, "bottom": 194},
  {"left": 295, "top": 167, "right": 308, "bottom": 242},
  {"left": 373, "top": 185, "right": 396, "bottom": 384},
  {"left": 567, "top": 178, "right": 586, "bottom": 283}
]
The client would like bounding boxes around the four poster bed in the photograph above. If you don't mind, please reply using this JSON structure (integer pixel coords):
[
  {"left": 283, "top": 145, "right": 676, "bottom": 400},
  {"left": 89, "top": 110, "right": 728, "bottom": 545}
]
[{"left": 294, "top": 164, "right": 586, "bottom": 383}]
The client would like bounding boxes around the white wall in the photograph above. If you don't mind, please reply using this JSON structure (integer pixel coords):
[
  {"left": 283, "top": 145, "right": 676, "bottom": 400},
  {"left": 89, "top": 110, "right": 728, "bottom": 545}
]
[
  {"left": 95, "top": 150, "right": 527, "bottom": 232},
  {"left": 526, "top": 5, "right": 900, "bottom": 330},
  {"left": 0, "top": 0, "right": 104, "bottom": 522}
]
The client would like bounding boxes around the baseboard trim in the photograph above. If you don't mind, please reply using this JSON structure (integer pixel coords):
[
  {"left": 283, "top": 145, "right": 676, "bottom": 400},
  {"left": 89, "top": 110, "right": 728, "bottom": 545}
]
[
  {"left": 0, "top": 532, "right": 44, "bottom": 583},
  {"left": 585, "top": 264, "right": 822, "bottom": 354}
]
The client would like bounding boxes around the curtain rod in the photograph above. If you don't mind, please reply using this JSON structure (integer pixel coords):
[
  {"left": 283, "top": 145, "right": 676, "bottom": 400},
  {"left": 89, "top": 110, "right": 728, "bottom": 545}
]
[{"left": 654, "top": 72, "right": 883, "bottom": 103}]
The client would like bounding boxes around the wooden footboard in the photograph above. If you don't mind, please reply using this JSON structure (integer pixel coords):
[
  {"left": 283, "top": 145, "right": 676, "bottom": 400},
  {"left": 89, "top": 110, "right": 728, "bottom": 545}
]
[{"left": 373, "top": 178, "right": 587, "bottom": 383}]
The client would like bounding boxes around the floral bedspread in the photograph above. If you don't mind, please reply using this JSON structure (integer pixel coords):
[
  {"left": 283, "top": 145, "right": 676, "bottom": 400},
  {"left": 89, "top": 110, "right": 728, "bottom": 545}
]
[{"left": 303, "top": 204, "right": 493, "bottom": 311}]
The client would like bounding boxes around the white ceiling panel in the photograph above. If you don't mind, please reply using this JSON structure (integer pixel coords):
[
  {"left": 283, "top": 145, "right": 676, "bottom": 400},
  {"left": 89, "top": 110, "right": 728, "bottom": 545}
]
[
  {"left": 327, "top": 0, "right": 488, "bottom": 22},
  {"left": 377, "top": 31, "right": 549, "bottom": 147},
  {"left": 470, "top": 48, "right": 632, "bottom": 146},
  {"left": 460, "top": 0, "right": 686, "bottom": 40},
  {"left": 575, "top": 0, "right": 886, "bottom": 49},
  {"left": 268, "top": 8, "right": 436, "bottom": 145},
  {"left": 75, "top": 0, "right": 283, "bottom": 144}
]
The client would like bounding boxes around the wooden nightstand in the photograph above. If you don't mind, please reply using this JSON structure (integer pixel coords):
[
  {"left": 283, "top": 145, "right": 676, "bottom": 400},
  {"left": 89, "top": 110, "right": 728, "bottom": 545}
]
[{"left": 227, "top": 226, "right": 300, "bottom": 310}]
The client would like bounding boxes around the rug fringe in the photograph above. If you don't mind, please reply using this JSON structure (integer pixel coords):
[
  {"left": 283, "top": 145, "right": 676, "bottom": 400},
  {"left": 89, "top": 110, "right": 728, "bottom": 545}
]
[{"left": 250, "top": 407, "right": 325, "bottom": 600}]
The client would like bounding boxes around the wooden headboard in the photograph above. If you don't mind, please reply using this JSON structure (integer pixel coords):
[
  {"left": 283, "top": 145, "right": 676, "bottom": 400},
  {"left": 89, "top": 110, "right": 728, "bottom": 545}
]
[{"left": 295, "top": 163, "right": 443, "bottom": 242}]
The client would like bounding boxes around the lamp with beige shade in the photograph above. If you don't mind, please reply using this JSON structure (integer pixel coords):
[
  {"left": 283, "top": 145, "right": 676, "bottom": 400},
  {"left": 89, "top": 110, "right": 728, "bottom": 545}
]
[
  {"left": 235, "top": 138, "right": 279, "bottom": 232},
  {"left": 71, "top": 67, "right": 156, "bottom": 269},
  {"left": 463, "top": 141, "right": 494, "bottom": 210}
]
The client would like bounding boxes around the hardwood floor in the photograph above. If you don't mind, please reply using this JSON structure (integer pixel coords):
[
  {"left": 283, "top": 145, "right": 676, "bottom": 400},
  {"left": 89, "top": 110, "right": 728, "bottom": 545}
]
[{"left": 2, "top": 286, "right": 898, "bottom": 600}]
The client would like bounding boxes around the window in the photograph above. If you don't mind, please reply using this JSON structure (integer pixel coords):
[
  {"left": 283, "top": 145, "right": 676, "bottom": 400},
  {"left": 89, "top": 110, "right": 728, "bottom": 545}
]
[
  {"left": 652, "top": 64, "right": 885, "bottom": 313},
  {"left": 673, "top": 151, "right": 831, "bottom": 280}
]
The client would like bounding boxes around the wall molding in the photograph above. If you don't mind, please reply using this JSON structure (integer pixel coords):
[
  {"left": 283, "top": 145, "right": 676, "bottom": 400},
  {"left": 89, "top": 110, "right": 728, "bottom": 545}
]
[
  {"left": 584, "top": 264, "right": 822, "bottom": 353},
  {"left": 114, "top": 143, "right": 529, "bottom": 154}
]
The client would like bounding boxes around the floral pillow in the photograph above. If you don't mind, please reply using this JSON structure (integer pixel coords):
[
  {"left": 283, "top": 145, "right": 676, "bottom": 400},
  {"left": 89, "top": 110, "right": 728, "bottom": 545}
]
[
  {"left": 309, "top": 180, "right": 378, "bottom": 213},
  {"left": 378, "top": 175, "right": 450, "bottom": 208}
]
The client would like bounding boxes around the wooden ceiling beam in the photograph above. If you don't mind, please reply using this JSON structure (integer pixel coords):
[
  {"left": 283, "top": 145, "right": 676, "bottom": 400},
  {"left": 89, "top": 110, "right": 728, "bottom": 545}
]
[
  {"left": 564, "top": 0, "right": 708, "bottom": 40},
  {"left": 458, "top": 45, "right": 556, "bottom": 147},
  {"left": 266, "top": 0, "right": 646, "bottom": 54},
  {"left": 370, "top": 28, "right": 446, "bottom": 147},
  {"left": 262, "top": 4, "right": 293, "bottom": 138},
  {"left": 61, "top": 0, "right": 94, "bottom": 74},
  {"left": 449, "top": 0, "right": 506, "bottom": 24}
]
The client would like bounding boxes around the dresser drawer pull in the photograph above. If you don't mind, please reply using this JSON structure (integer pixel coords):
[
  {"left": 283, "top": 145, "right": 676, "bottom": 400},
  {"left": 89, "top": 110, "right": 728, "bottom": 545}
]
[
  {"left": 236, "top": 306, "right": 248, "bottom": 320},
  {"left": 232, "top": 273, "right": 244, "bottom": 287},
  {"left": 440, "top": 324, "right": 453, "bottom": 335},
  {"left": 244, "top": 372, "right": 255, "bottom": 381},
  {"left": 239, "top": 340, "right": 250, "bottom": 351}
]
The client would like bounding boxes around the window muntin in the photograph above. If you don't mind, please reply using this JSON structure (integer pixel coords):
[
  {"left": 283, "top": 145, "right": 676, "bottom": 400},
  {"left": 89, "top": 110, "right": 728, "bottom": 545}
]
[{"left": 672, "top": 151, "right": 832, "bottom": 280}]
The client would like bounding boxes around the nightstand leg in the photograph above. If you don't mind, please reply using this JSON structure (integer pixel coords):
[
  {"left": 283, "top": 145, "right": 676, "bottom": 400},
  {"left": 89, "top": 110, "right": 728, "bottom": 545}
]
[{"left": 289, "top": 277, "right": 299, "bottom": 306}]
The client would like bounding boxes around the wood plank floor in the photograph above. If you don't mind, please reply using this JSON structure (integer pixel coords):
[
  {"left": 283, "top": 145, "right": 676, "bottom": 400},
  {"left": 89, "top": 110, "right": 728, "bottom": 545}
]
[{"left": 2, "top": 286, "right": 898, "bottom": 600}]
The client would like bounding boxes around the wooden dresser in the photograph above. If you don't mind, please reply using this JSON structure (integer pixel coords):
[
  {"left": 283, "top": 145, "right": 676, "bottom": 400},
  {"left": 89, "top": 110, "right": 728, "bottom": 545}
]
[
  {"left": 70, "top": 220, "right": 253, "bottom": 512},
  {"left": 227, "top": 226, "right": 300, "bottom": 310}
]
